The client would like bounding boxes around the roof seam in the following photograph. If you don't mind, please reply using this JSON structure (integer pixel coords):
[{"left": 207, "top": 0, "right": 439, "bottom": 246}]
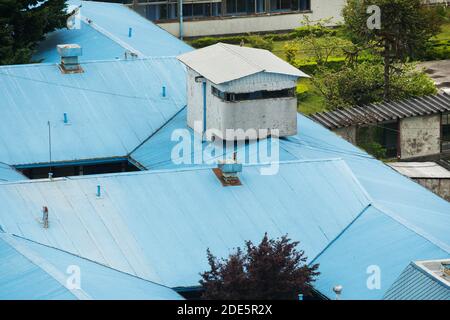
[
  {"left": 9, "top": 233, "right": 182, "bottom": 293},
  {"left": 372, "top": 203, "right": 450, "bottom": 254},
  {"left": 1, "top": 233, "right": 91, "bottom": 300},
  {"left": 309, "top": 203, "right": 373, "bottom": 266}
]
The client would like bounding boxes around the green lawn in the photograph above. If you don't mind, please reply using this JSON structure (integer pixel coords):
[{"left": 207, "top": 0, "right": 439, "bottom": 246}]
[
  {"left": 296, "top": 79, "right": 327, "bottom": 115},
  {"left": 435, "top": 22, "right": 450, "bottom": 40}
]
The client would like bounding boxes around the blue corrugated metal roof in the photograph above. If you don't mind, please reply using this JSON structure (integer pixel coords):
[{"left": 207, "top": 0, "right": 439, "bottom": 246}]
[
  {"left": 34, "top": 0, "right": 192, "bottom": 63},
  {"left": 383, "top": 261, "right": 450, "bottom": 300},
  {"left": 0, "top": 57, "right": 186, "bottom": 166},
  {"left": 0, "top": 233, "right": 183, "bottom": 300},
  {"left": 0, "top": 159, "right": 370, "bottom": 288},
  {"left": 130, "top": 107, "right": 450, "bottom": 299},
  {"left": 311, "top": 206, "right": 449, "bottom": 300},
  {"left": 0, "top": 163, "right": 26, "bottom": 182}
]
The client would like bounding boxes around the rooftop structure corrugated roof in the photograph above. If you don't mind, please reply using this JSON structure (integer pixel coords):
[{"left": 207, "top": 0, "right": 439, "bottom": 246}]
[
  {"left": 177, "top": 43, "right": 309, "bottom": 84},
  {"left": 383, "top": 259, "right": 450, "bottom": 300},
  {"left": 388, "top": 162, "right": 450, "bottom": 179},
  {"left": 309, "top": 93, "right": 450, "bottom": 129},
  {"left": 0, "top": 233, "right": 183, "bottom": 300},
  {"left": 34, "top": 0, "right": 192, "bottom": 63}
]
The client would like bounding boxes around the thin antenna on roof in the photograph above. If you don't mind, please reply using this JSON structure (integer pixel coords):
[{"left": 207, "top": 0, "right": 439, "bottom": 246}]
[{"left": 47, "top": 121, "right": 53, "bottom": 180}]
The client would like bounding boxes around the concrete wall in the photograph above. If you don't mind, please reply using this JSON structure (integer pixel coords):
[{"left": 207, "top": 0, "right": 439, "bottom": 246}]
[
  {"left": 157, "top": 0, "right": 346, "bottom": 38},
  {"left": 334, "top": 126, "right": 357, "bottom": 145},
  {"left": 186, "top": 68, "right": 298, "bottom": 140},
  {"left": 399, "top": 114, "right": 441, "bottom": 159},
  {"left": 414, "top": 178, "right": 450, "bottom": 201}
]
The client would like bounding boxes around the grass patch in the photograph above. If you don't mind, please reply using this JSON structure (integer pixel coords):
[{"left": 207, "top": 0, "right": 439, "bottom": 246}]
[{"left": 296, "top": 79, "right": 326, "bottom": 115}]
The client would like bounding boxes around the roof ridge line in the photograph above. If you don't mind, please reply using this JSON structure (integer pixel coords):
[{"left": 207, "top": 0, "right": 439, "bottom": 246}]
[
  {"left": 0, "top": 233, "right": 92, "bottom": 300},
  {"left": 218, "top": 42, "right": 265, "bottom": 74},
  {"left": 9, "top": 233, "right": 182, "bottom": 294},
  {"left": 80, "top": 16, "right": 145, "bottom": 57},
  {"left": 309, "top": 204, "right": 373, "bottom": 266},
  {"left": 128, "top": 106, "right": 187, "bottom": 157},
  {"left": 372, "top": 203, "right": 450, "bottom": 254}
]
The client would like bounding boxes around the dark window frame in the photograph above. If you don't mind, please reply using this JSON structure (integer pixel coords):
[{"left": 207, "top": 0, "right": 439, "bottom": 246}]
[
  {"left": 212, "top": 86, "right": 296, "bottom": 102},
  {"left": 442, "top": 111, "right": 450, "bottom": 152}
]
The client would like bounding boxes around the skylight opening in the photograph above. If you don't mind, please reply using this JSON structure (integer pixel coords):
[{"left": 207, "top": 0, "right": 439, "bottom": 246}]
[{"left": 17, "top": 159, "right": 140, "bottom": 180}]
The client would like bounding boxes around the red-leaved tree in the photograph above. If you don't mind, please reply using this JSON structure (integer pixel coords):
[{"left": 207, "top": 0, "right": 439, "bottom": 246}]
[{"left": 200, "top": 233, "right": 320, "bottom": 300}]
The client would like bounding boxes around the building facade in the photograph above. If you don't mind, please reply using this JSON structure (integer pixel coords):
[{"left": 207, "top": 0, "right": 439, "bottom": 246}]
[
  {"left": 129, "top": 0, "right": 346, "bottom": 37},
  {"left": 310, "top": 94, "right": 450, "bottom": 160}
]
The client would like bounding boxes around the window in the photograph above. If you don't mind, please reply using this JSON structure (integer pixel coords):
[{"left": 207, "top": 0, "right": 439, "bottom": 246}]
[
  {"left": 442, "top": 112, "right": 450, "bottom": 151},
  {"left": 212, "top": 86, "right": 296, "bottom": 101},
  {"left": 356, "top": 120, "right": 399, "bottom": 159},
  {"left": 183, "top": 2, "right": 221, "bottom": 19},
  {"left": 226, "top": 0, "right": 256, "bottom": 15},
  {"left": 270, "top": 0, "right": 310, "bottom": 12},
  {"left": 146, "top": 3, "right": 177, "bottom": 21}
]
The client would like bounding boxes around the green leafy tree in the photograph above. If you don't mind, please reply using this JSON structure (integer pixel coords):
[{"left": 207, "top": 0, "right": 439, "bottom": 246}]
[
  {"left": 311, "top": 62, "right": 436, "bottom": 110},
  {"left": 199, "top": 233, "right": 320, "bottom": 300},
  {"left": 343, "top": 0, "right": 443, "bottom": 98},
  {"left": 284, "top": 41, "right": 298, "bottom": 64},
  {"left": 296, "top": 16, "right": 354, "bottom": 65},
  {"left": 0, "top": 0, "right": 68, "bottom": 65}
]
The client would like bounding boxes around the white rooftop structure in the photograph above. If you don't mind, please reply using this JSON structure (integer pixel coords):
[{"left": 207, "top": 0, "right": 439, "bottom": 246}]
[
  {"left": 177, "top": 43, "right": 309, "bottom": 85},
  {"left": 388, "top": 162, "right": 450, "bottom": 179}
]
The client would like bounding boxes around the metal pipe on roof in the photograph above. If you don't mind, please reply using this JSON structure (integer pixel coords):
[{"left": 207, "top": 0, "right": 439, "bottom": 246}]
[
  {"left": 202, "top": 80, "right": 207, "bottom": 140},
  {"left": 179, "top": 0, "right": 183, "bottom": 40}
]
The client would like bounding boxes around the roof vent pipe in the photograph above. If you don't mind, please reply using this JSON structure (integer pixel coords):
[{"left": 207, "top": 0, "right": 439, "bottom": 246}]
[
  {"left": 57, "top": 44, "right": 83, "bottom": 74},
  {"left": 333, "top": 285, "right": 343, "bottom": 300}
]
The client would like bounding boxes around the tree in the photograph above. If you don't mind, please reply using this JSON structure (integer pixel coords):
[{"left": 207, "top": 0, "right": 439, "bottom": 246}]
[
  {"left": 343, "top": 0, "right": 443, "bottom": 98},
  {"left": 0, "top": 0, "right": 68, "bottom": 65},
  {"left": 295, "top": 16, "right": 354, "bottom": 66},
  {"left": 311, "top": 62, "right": 436, "bottom": 110},
  {"left": 199, "top": 233, "right": 320, "bottom": 300}
]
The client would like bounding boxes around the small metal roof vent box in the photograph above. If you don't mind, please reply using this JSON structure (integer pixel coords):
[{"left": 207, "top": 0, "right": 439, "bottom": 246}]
[
  {"left": 57, "top": 44, "right": 83, "bottom": 74},
  {"left": 214, "top": 155, "right": 242, "bottom": 186}
]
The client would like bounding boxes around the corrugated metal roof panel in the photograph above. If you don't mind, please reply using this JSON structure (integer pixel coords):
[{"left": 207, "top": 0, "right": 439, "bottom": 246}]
[
  {"left": 309, "top": 93, "right": 450, "bottom": 129},
  {"left": 388, "top": 162, "right": 450, "bottom": 178},
  {"left": 0, "top": 233, "right": 183, "bottom": 300},
  {"left": 0, "top": 57, "right": 186, "bottom": 165},
  {"left": 177, "top": 43, "right": 309, "bottom": 84},
  {"left": 383, "top": 261, "right": 450, "bottom": 300},
  {"left": 312, "top": 206, "right": 449, "bottom": 300},
  {"left": 35, "top": 0, "right": 192, "bottom": 63},
  {"left": 0, "top": 159, "right": 370, "bottom": 288}
]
